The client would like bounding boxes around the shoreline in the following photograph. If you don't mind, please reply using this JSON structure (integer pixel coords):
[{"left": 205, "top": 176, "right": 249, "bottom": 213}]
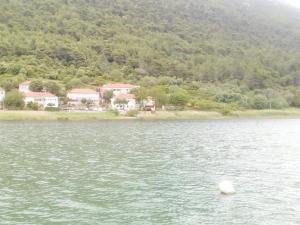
[{"left": 1, "top": 109, "right": 300, "bottom": 121}]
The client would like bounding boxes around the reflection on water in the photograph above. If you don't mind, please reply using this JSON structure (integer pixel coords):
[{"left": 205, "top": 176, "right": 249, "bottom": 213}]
[{"left": 0, "top": 119, "right": 300, "bottom": 224}]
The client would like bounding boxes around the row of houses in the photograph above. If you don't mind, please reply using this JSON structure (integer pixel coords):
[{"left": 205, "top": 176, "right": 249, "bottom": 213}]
[{"left": 9, "top": 81, "right": 155, "bottom": 111}]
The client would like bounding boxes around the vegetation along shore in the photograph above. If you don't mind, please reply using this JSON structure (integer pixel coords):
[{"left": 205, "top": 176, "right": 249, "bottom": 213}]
[{"left": 1, "top": 109, "right": 300, "bottom": 121}]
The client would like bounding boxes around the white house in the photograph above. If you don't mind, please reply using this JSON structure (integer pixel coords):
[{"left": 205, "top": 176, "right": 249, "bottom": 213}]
[
  {"left": 100, "top": 83, "right": 138, "bottom": 97},
  {"left": 67, "top": 89, "right": 100, "bottom": 105},
  {"left": 111, "top": 93, "right": 137, "bottom": 111},
  {"left": 0, "top": 87, "right": 5, "bottom": 102},
  {"left": 0, "top": 87, "right": 5, "bottom": 109},
  {"left": 19, "top": 81, "right": 31, "bottom": 93},
  {"left": 24, "top": 92, "right": 59, "bottom": 108}
]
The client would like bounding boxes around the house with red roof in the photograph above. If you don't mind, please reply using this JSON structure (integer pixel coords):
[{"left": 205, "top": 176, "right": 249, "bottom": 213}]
[
  {"left": 24, "top": 92, "right": 59, "bottom": 108},
  {"left": 111, "top": 93, "right": 137, "bottom": 111},
  {"left": 100, "top": 83, "right": 138, "bottom": 98},
  {"left": 19, "top": 81, "right": 32, "bottom": 93},
  {"left": 67, "top": 88, "right": 100, "bottom": 107}
]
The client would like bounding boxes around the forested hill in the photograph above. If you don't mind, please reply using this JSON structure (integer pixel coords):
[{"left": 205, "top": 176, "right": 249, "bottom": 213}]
[{"left": 1, "top": 0, "right": 300, "bottom": 110}]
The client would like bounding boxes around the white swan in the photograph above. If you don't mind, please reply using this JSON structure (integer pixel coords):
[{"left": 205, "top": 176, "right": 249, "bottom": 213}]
[{"left": 219, "top": 180, "right": 235, "bottom": 195}]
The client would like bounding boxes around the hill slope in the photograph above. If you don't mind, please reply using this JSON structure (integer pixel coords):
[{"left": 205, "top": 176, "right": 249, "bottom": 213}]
[{"left": 1, "top": 0, "right": 300, "bottom": 109}]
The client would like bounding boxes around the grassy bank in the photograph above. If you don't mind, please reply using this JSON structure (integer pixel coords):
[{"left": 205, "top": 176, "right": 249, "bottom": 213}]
[
  {"left": 1, "top": 109, "right": 300, "bottom": 121},
  {"left": 231, "top": 108, "right": 300, "bottom": 118},
  {"left": 0, "top": 111, "right": 120, "bottom": 121}
]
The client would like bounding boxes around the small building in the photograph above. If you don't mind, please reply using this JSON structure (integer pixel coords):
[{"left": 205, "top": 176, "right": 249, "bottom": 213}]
[
  {"left": 142, "top": 96, "right": 155, "bottom": 111},
  {"left": 67, "top": 88, "right": 100, "bottom": 106},
  {"left": 0, "top": 87, "right": 5, "bottom": 109},
  {"left": 0, "top": 87, "right": 5, "bottom": 102},
  {"left": 19, "top": 81, "right": 31, "bottom": 93},
  {"left": 111, "top": 93, "right": 137, "bottom": 111},
  {"left": 24, "top": 92, "right": 59, "bottom": 108},
  {"left": 100, "top": 83, "right": 138, "bottom": 97}
]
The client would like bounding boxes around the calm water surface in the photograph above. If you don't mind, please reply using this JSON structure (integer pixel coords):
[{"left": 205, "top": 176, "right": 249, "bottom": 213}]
[{"left": 0, "top": 119, "right": 300, "bottom": 225}]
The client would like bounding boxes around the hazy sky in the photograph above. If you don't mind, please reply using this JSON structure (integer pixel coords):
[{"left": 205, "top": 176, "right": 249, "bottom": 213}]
[{"left": 283, "top": 0, "right": 300, "bottom": 7}]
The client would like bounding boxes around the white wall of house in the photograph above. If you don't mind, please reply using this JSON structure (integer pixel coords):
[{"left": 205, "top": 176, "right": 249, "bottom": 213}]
[
  {"left": 113, "top": 88, "right": 133, "bottom": 96},
  {"left": 0, "top": 89, "right": 5, "bottom": 102},
  {"left": 67, "top": 93, "right": 100, "bottom": 103},
  {"left": 103, "top": 88, "right": 134, "bottom": 97},
  {"left": 19, "top": 84, "right": 30, "bottom": 93},
  {"left": 111, "top": 98, "right": 136, "bottom": 111},
  {"left": 44, "top": 97, "right": 59, "bottom": 107},
  {"left": 24, "top": 96, "right": 59, "bottom": 108}
]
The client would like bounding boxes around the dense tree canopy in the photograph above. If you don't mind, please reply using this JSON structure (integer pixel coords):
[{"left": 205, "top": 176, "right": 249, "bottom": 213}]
[{"left": 1, "top": 0, "right": 300, "bottom": 110}]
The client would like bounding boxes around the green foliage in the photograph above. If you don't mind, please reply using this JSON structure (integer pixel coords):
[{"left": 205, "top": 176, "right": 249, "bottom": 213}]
[
  {"left": 190, "top": 99, "right": 224, "bottom": 111},
  {"left": 45, "top": 107, "right": 60, "bottom": 111},
  {"left": 0, "top": 78, "right": 20, "bottom": 91},
  {"left": 103, "top": 90, "right": 114, "bottom": 103},
  {"left": 109, "top": 109, "right": 120, "bottom": 116},
  {"left": 27, "top": 102, "right": 39, "bottom": 111},
  {"left": 169, "top": 88, "right": 189, "bottom": 108},
  {"left": 4, "top": 90, "right": 24, "bottom": 110},
  {"left": 131, "top": 88, "right": 147, "bottom": 102},
  {"left": 126, "top": 110, "right": 139, "bottom": 117},
  {"left": 66, "top": 78, "right": 84, "bottom": 90},
  {"left": 44, "top": 81, "right": 63, "bottom": 96},
  {"left": 147, "top": 86, "right": 169, "bottom": 107},
  {"left": 251, "top": 94, "right": 270, "bottom": 110},
  {"left": 30, "top": 80, "right": 44, "bottom": 92}
]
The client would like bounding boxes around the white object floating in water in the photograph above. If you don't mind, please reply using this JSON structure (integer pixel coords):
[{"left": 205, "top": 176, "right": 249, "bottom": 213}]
[{"left": 219, "top": 180, "right": 235, "bottom": 195}]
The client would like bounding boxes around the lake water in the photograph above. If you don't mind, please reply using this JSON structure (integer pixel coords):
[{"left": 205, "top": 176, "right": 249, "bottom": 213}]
[{"left": 0, "top": 119, "right": 300, "bottom": 225}]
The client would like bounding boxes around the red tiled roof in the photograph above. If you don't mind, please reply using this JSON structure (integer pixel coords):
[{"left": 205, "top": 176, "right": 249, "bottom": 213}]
[
  {"left": 24, "top": 92, "right": 56, "bottom": 98},
  {"left": 20, "top": 81, "right": 31, "bottom": 85},
  {"left": 68, "top": 89, "right": 98, "bottom": 94},
  {"left": 102, "top": 83, "right": 138, "bottom": 89},
  {"left": 116, "top": 94, "right": 136, "bottom": 100}
]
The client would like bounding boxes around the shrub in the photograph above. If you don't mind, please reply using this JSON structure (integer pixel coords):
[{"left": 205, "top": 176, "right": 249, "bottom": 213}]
[
  {"left": 27, "top": 102, "right": 39, "bottom": 111},
  {"left": 190, "top": 99, "right": 223, "bottom": 111},
  {"left": 169, "top": 89, "right": 189, "bottom": 108},
  {"left": 220, "top": 108, "right": 232, "bottom": 116},
  {"left": 126, "top": 110, "right": 139, "bottom": 117},
  {"left": 4, "top": 90, "right": 24, "bottom": 110},
  {"left": 109, "top": 109, "right": 120, "bottom": 116},
  {"left": 45, "top": 107, "right": 60, "bottom": 111},
  {"left": 250, "top": 94, "right": 269, "bottom": 109},
  {"left": 269, "top": 97, "right": 289, "bottom": 109}
]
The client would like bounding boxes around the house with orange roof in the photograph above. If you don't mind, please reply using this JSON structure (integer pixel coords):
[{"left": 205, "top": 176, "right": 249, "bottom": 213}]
[
  {"left": 19, "top": 81, "right": 32, "bottom": 93},
  {"left": 67, "top": 88, "right": 100, "bottom": 106},
  {"left": 24, "top": 92, "right": 59, "bottom": 108},
  {"left": 100, "top": 83, "right": 138, "bottom": 98},
  {"left": 111, "top": 93, "right": 137, "bottom": 111}
]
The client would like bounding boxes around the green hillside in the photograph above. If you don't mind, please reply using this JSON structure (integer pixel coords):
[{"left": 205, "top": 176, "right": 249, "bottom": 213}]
[{"left": 1, "top": 0, "right": 300, "bottom": 110}]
